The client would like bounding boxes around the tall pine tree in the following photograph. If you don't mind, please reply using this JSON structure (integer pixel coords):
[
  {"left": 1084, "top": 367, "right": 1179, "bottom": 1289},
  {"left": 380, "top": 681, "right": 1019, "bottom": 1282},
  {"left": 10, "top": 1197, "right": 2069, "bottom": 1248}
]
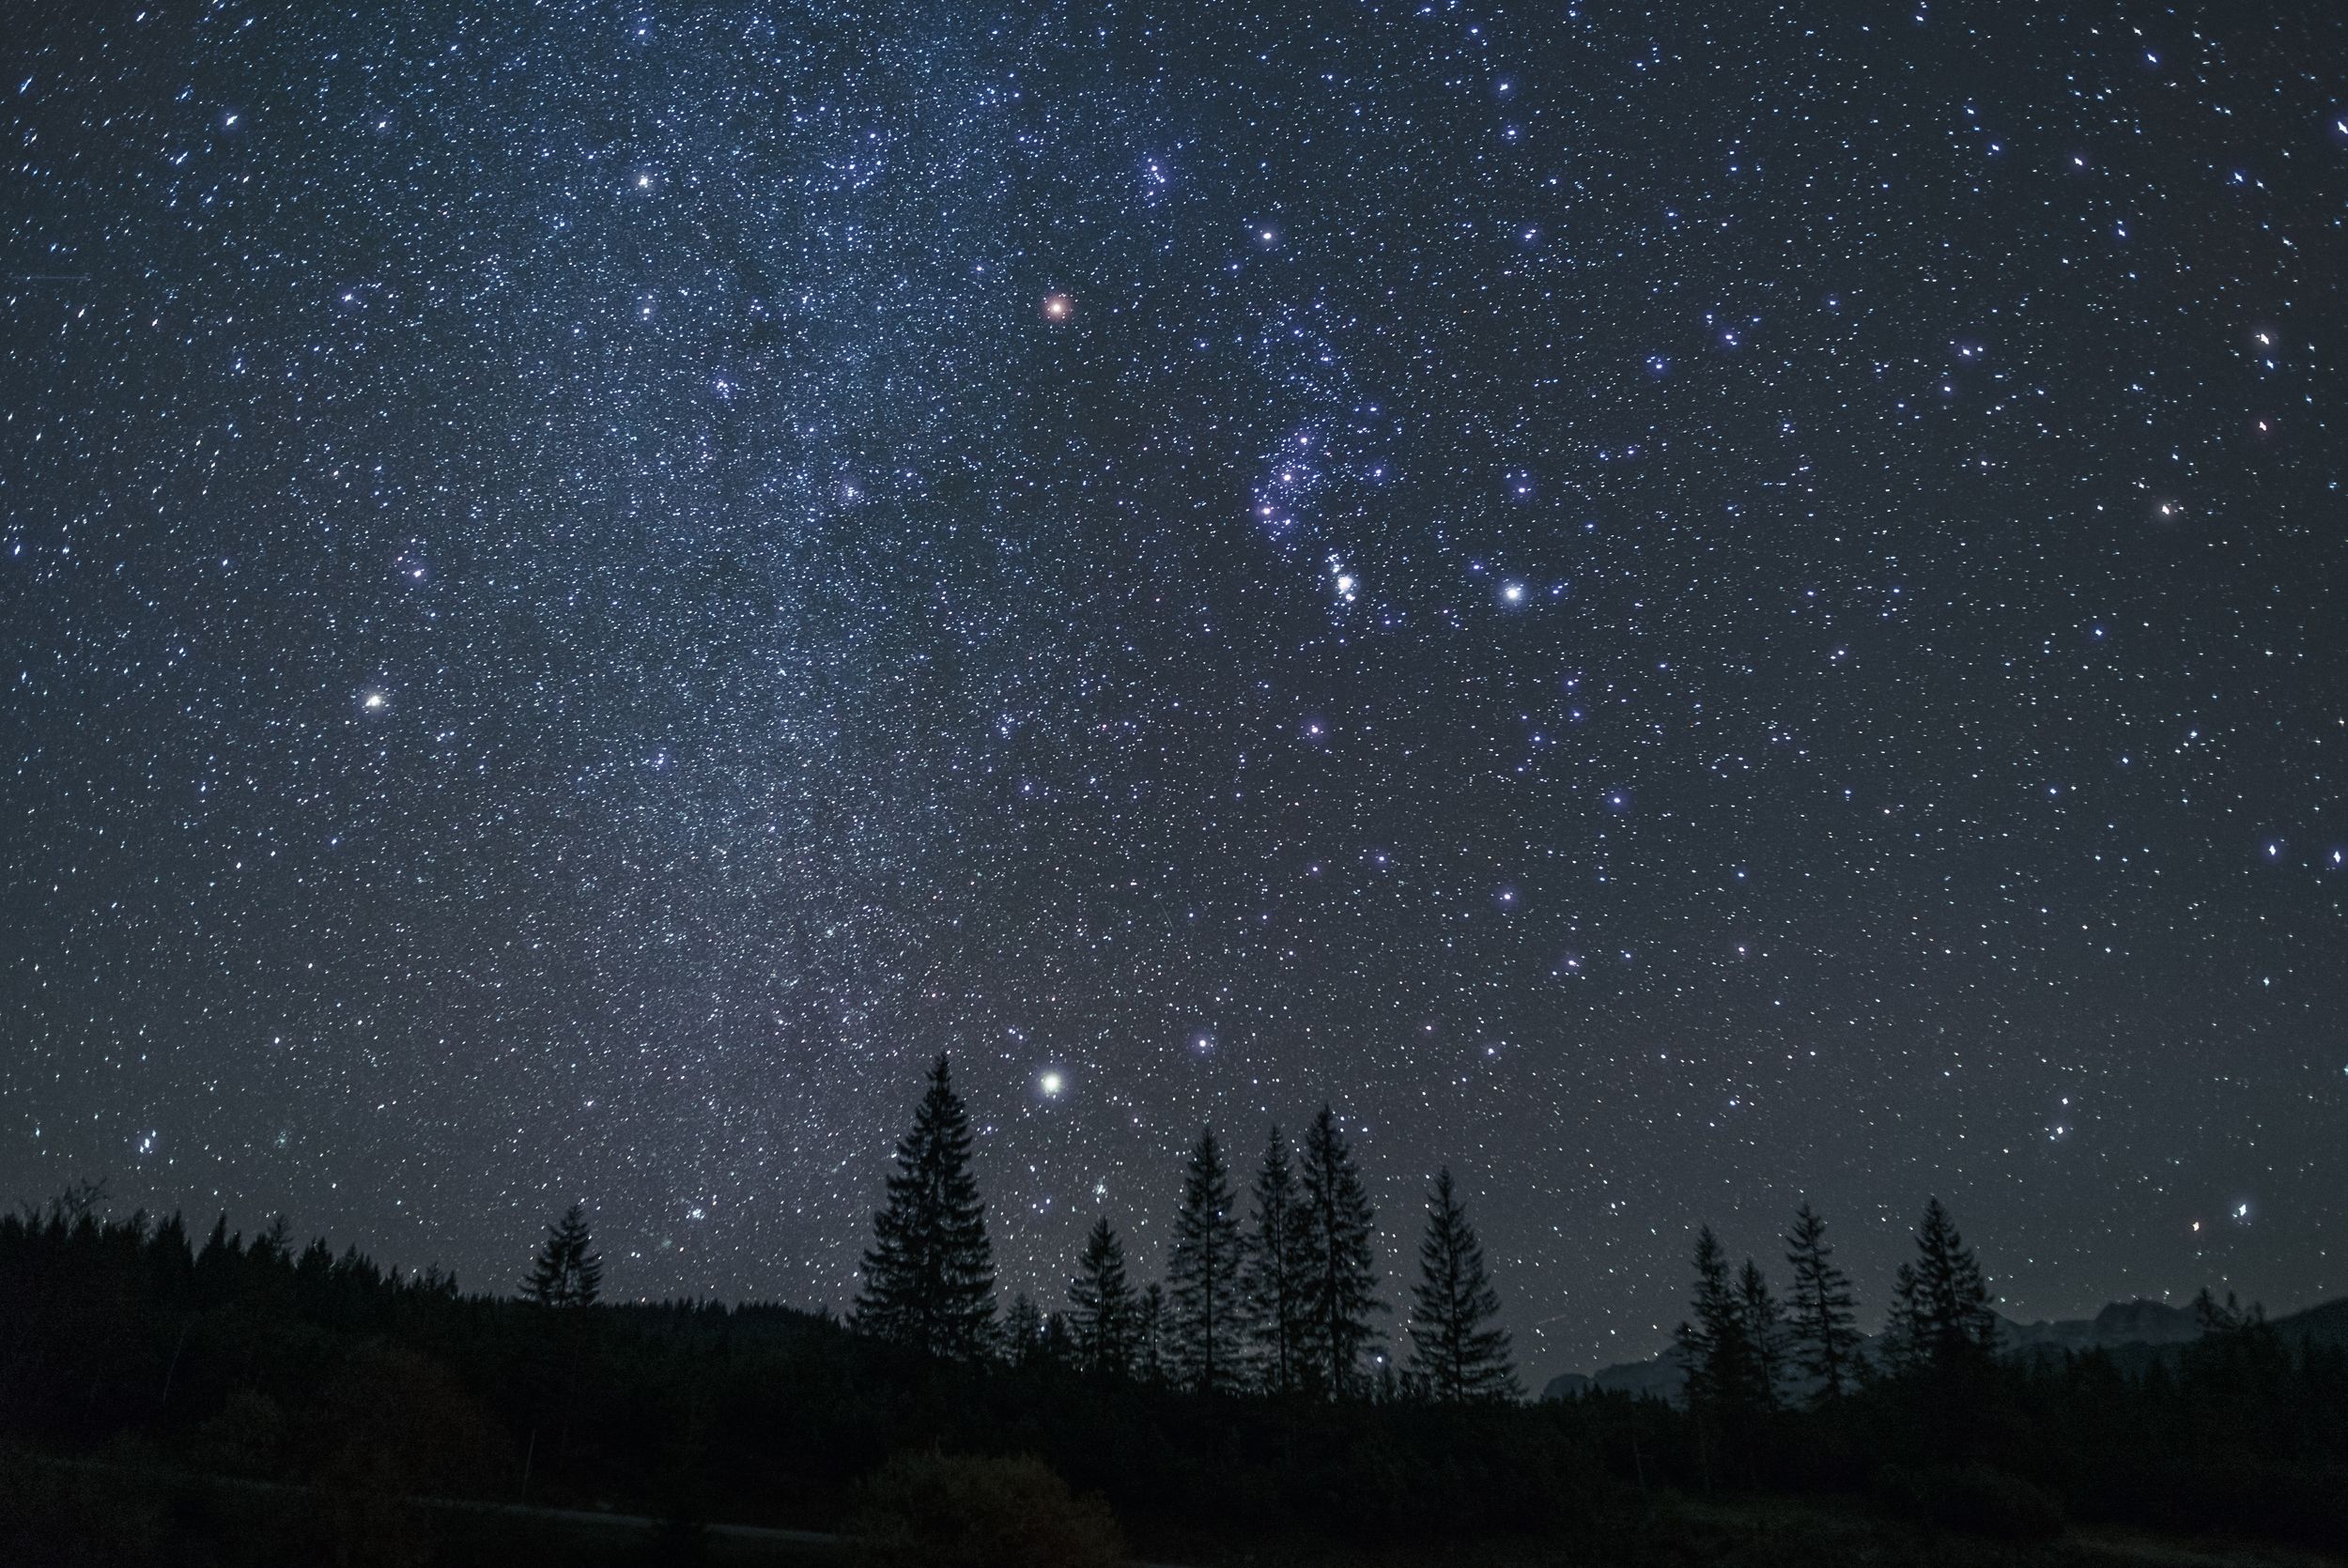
[
  {"left": 1675, "top": 1225, "right": 1762, "bottom": 1412},
  {"left": 1068, "top": 1216, "right": 1136, "bottom": 1376},
  {"left": 1241, "top": 1124, "right": 1313, "bottom": 1396},
  {"left": 1888, "top": 1196, "right": 1996, "bottom": 1371},
  {"left": 1298, "top": 1106, "right": 1383, "bottom": 1398},
  {"left": 1406, "top": 1168, "right": 1518, "bottom": 1402},
  {"left": 524, "top": 1202, "right": 602, "bottom": 1308},
  {"left": 855, "top": 1054, "right": 996, "bottom": 1360},
  {"left": 1738, "top": 1258, "right": 1784, "bottom": 1409},
  {"left": 1782, "top": 1203, "right": 1861, "bottom": 1400},
  {"left": 1168, "top": 1128, "right": 1244, "bottom": 1393}
]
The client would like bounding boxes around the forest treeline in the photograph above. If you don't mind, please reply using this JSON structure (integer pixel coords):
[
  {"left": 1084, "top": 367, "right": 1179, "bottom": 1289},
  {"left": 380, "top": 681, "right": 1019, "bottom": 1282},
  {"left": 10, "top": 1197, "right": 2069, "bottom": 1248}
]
[
  {"left": 850, "top": 1058, "right": 1514, "bottom": 1404},
  {"left": 2, "top": 1055, "right": 2344, "bottom": 1566}
]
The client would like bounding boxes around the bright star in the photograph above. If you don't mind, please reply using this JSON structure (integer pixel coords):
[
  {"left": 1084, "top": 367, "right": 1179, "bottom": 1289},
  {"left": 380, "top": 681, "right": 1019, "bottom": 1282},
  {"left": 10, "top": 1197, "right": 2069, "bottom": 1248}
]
[{"left": 1039, "top": 1070, "right": 1064, "bottom": 1097}]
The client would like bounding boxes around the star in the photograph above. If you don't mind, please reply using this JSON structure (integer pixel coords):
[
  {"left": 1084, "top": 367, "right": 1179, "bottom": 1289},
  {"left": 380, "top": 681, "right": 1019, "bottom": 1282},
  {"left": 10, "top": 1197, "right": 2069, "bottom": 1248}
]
[{"left": 8, "top": 0, "right": 2338, "bottom": 1379}]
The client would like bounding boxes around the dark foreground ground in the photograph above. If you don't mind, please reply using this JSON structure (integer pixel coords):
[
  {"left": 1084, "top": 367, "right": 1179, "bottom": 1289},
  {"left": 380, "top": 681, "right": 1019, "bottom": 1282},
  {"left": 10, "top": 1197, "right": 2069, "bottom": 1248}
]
[
  {"left": 7, "top": 1447, "right": 2339, "bottom": 1568},
  {"left": 7, "top": 1214, "right": 2341, "bottom": 1567}
]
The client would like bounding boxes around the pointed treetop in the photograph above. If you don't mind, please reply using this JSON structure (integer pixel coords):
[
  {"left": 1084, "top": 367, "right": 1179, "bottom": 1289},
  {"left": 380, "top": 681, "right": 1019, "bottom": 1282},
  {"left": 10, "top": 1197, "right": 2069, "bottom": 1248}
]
[
  {"left": 1783, "top": 1202, "right": 1861, "bottom": 1402},
  {"left": 1407, "top": 1167, "right": 1518, "bottom": 1402},
  {"left": 1169, "top": 1125, "right": 1244, "bottom": 1394},
  {"left": 856, "top": 1052, "right": 996, "bottom": 1360}
]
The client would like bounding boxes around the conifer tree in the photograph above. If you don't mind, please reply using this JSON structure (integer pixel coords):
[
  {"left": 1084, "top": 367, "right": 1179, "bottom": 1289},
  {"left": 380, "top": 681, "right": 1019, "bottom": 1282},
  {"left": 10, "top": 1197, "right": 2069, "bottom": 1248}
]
[
  {"left": 1675, "top": 1225, "right": 1761, "bottom": 1411},
  {"left": 193, "top": 1213, "right": 238, "bottom": 1302},
  {"left": 522, "top": 1202, "right": 601, "bottom": 1466},
  {"left": 524, "top": 1202, "right": 602, "bottom": 1308},
  {"left": 1888, "top": 1196, "right": 1995, "bottom": 1371},
  {"left": 1168, "top": 1128, "right": 1244, "bottom": 1392},
  {"left": 1135, "top": 1282, "right": 1167, "bottom": 1385},
  {"left": 2190, "top": 1285, "right": 2258, "bottom": 1336},
  {"left": 1000, "top": 1292, "right": 1047, "bottom": 1368},
  {"left": 1297, "top": 1106, "right": 1383, "bottom": 1398},
  {"left": 1241, "top": 1123, "right": 1313, "bottom": 1396},
  {"left": 1406, "top": 1167, "right": 1519, "bottom": 1402},
  {"left": 1782, "top": 1202, "right": 1861, "bottom": 1400},
  {"left": 1738, "top": 1257, "right": 1784, "bottom": 1409},
  {"left": 252, "top": 1213, "right": 293, "bottom": 1267},
  {"left": 1039, "top": 1308, "right": 1074, "bottom": 1367},
  {"left": 1068, "top": 1216, "right": 1136, "bottom": 1376},
  {"left": 856, "top": 1054, "right": 996, "bottom": 1359}
]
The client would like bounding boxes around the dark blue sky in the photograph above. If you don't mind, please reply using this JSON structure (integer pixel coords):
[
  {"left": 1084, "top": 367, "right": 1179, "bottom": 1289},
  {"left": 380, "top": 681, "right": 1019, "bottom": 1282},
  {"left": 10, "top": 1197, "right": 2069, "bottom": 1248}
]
[{"left": 4, "top": 0, "right": 2342, "bottom": 1383}]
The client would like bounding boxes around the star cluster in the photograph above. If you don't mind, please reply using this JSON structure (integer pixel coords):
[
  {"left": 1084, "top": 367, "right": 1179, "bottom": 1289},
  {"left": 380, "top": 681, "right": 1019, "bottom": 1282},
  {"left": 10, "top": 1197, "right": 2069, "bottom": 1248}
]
[{"left": 4, "top": 1, "right": 2344, "bottom": 1377}]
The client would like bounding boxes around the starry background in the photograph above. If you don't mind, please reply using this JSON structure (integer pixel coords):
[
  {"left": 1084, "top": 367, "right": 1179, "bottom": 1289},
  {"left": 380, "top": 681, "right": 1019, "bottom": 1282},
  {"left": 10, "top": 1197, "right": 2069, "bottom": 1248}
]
[{"left": 5, "top": 0, "right": 2345, "bottom": 1383}]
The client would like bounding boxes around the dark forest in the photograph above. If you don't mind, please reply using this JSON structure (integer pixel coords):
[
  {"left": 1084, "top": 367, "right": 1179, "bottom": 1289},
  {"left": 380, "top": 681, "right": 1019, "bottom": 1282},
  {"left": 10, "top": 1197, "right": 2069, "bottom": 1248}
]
[{"left": 5, "top": 1057, "right": 2342, "bottom": 1567}]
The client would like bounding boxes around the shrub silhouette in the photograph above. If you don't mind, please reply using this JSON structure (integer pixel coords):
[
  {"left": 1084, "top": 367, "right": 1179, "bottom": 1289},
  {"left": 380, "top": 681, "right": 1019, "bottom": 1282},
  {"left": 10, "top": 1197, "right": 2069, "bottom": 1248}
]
[{"left": 848, "top": 1452, "right": 1125, "bottom": 1568}]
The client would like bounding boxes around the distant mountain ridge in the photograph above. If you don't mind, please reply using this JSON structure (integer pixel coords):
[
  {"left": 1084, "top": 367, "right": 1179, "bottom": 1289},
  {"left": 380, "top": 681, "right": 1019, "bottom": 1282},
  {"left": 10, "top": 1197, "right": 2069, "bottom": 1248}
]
[{"left": 1539, "top": 1292, "right": 2347, "bottom": 1404}]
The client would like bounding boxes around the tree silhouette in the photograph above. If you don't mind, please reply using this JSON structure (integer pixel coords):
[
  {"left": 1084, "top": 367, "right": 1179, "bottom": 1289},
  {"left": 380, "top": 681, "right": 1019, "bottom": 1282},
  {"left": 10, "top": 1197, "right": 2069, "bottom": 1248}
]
[
  {"left": 1405, "top": 1168, "right": 1518, "bottom": 1402},
  {"left": 1068, "top": 1216, "right": 1136, "bottom": 1376},
  {"left": 1737, "top": 1258, "right": 1784, "bottom": 1409},
  {"left": 524, "top": 1203, "right": 601, "bottom": 1308},
  {"left": 1038, "top": 1308, "right": 1074, "bottom": 1367},
  {"left": 1168, "top": 1128, "right": 1244, "bottom": 1393},
  {"left": 1000, "top": 1292, "right": 1048, "bottom": 1369},
  {"left": 2190, "top": 1285, "right": 2260, "bottom": 1336},
  {"left": 5, "top": 1188, "right": 2342, "bottom": 1556},
  {"left": 1782, "top": 1203, "right": 1861, "bottom": 1401},
  {"left": 856, "top": 1054, "right": 996, "bottom": 1359},
  {"left": 1888, "top": 1196, "right": 1995, "bottom": 1372},
  {"left": 1676, "top": 1225, "right": 1762, "bottom": 1412},
  {"left": 1297, "top": 1106, "right": 1383, "bottom": 1398},
  {"left": 1241, "top": 1123, "right": 1313, "bottom": 1396},
  {"left": 1135, "top": 1282, "right": 1167, "bottom": 1385},
  {"left": 252, "top": 1213, "right": 292, "bottom": 1268}
]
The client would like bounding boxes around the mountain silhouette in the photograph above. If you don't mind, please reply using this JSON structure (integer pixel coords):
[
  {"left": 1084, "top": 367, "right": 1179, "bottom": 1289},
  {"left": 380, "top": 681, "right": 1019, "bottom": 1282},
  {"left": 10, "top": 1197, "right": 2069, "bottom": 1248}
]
[{"left": 1541, "top": 1293, "right": 2346, "bottom": 1405}]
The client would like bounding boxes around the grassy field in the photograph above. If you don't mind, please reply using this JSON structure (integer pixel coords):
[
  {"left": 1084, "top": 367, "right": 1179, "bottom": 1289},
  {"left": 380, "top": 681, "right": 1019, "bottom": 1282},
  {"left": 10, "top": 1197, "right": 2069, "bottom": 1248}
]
[
  {"left": 9, "top": 1444, "right": 2341, "bottom": 1568},
  {"left": 1124, "top": 1494, "right": 2347, "bottom": 1568}
]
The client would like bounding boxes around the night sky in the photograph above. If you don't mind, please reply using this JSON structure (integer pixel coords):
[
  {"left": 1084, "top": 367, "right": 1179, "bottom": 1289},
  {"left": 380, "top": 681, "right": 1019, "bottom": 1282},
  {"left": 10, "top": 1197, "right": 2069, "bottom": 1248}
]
[{"left": 6, "top": 1, "right": 2344, "bottom": 1383}]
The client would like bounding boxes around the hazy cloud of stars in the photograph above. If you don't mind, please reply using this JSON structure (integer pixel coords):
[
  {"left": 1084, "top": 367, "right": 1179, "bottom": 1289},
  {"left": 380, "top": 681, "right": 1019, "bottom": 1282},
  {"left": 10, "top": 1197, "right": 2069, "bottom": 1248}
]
[{"left": 5, "top": 0, "right": 2344, "bottom": 1378}]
